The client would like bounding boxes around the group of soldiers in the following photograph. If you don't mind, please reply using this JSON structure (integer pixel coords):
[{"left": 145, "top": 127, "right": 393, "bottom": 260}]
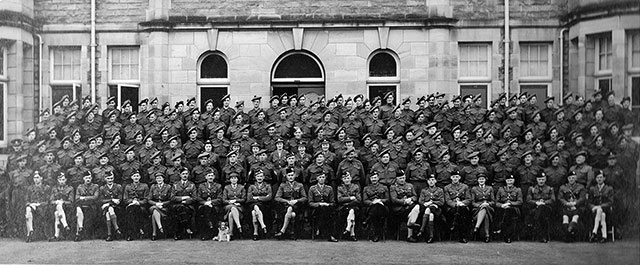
[{"left": 0, "top": 88, "right": 637, "bottom": 244}]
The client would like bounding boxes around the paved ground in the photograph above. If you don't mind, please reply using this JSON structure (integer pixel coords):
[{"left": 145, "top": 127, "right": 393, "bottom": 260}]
[{"left": 0, "top": 238, "right": 638, "bottom": 264}]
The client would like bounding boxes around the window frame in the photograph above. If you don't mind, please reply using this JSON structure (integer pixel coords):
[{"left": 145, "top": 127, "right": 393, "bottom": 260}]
[
  {"left": 197, "top": 51, "right": 230, "bottom": 85},
  {"left": 0, "top": 81, "right": 6, "bottom": 147},
  {"left": 458, "top": 43, "right": 492, "bottom": 82},
  {"left": 629, "top": 31, "right": 640, "bottom": 74},
  {"left": 594, "top": 35, "right": 613, "bottom": 76},
  {"left": 108, "top": 46, "right": 141, "bottom": 85},
  {"left": 630, "top": 75, "right": 640, "bottom": 112},
  {"left": 0, "top": 46, "right": 7, "bottom": 80},
  {"left": 519, "top": 42, "right": 552, "bottom": 82},
  {"left": 367, "top": 49, "right": 400, "bottom": 84},
  {"left": 50, "top": 46, "right": 82, "bottom": 84},
  {"left": 271, "top": 51, "right": 325, "bottom": 83}
]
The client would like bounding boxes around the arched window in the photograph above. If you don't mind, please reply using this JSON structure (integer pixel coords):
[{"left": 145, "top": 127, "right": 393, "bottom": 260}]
[
  {"left": 271, "top": 51, "right": 325, "bottom": 101},
  {"left": 197, "top": 51, "right": 230, "bottom": 110},
  {"left": 367, "top": 49, "right": 400, "bottom": 104}
]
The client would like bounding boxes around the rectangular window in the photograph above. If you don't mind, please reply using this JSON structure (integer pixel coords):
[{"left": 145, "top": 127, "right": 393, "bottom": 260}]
[
  {"left": 459, "top": 43, "right": 490, "bottom": 80},
  {"left": 597, "top": 78, "right": 612, "bottom": 95},
  {"left": 520, "top": 84, "right": 549, "bottom": 109},
  {"left": 51, "top": 47, "right": 81, "bottom": 82},
  {"left": 0, "top": 46, "right": 6, "bottom": 79},
  {"left": 0, "top": 82, "right": 6, "bottom": 145},
  {"left": 630, "top": 31, "right": 640, "bottom": 72},
  {"left": 460, "top": 84, "right": 489, "bottom": 108},
  {"left": 595, "top": 35, "right": 612, "bottom": 73},
  {"left": 109, "top": 84, "right": 140, "bottom": 113},
  {"left": 632, "top": 76, "right": 640, "bottom": 116},
  {"left": 520, "top": 43, "right": 551, "bottom": 79},
  {"left": 109, "top": 47, "right": 140, "bottom": 83}
]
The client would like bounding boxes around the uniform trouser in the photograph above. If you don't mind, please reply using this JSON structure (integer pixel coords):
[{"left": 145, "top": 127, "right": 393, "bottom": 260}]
[
  {"left": 496, "top": 207, "right": 520, "bottom": 239},
  {"left": 125, "top": 205, "right": 147, "bottom": 237},
  {"left": 197, "top": 205, "right": 219, "bottom": 238},
  {"left": 311, "top": 205, "right": 336, "bottom": 237},
  {"left": 366, "top": 204, "right": 388, "bottom": 237},
  {"left": 447, "top": 206, "right": 470, "bottom": 239},
  {"left": 409, "top": 181, "right": 428, "bottom": 197},
  {"left": 530, "top": 205, "right": 552, "bottom": 238},
  {"left": 171, "top": 204, "right": 195, "bottom": 234}
]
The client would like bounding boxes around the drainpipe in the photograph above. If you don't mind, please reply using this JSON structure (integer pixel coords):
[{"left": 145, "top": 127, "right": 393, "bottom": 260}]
[
  {"left": 90, "top": 0, "right": 96, "bottom": 104},
  {"left": 504, "top": 0, "right": 510, "bottom": 106},
  {"left": 36, "top": 34, "right": 43, "bottom": 110},
  {"left": 559, "top": 28, "right": 568, "bottom": 105}
]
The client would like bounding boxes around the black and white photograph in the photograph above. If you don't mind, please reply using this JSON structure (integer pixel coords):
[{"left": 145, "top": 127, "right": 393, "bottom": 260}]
[{"left": 0, "top": 0, "right": 638, "bottom": 264}]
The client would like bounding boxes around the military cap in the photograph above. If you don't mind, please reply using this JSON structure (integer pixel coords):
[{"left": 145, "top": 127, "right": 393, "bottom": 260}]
[
  {"left": 426, "top": 122, "right": 437, "bottom": 129},
  {"left": 508, "top": 138, "right": 518, "bottom": 146},
  {"left": 124, "top": 145, "right": 136, "bottom": 154},
  {"left": 150, "top": 151, "right": 162, "bottom": 160},
  {"left": 171, "top": 153, "right": 182, "bottom": 161},
  {"left": 622, "top": 124, "right": 634, "bottom": 131},
  {"left": 150, "top": 97, "right": 159, "bottom": 104},
  {"left": 462, "top": 94, "right": 472, "bottom": 102},
  {"left": 467, "top": 151, "right": 480, "bottom": 159},
  {"left": 460, "top": 131, "right": 469, "bottom": 138},
  {"left": 474, "top": 94, "right": 482, "bottom": 102},
  {"left": 433, "top": 131, "right": 442, "bottom": 139},
  {"left": 40, "top": 108, "right": 50, "bottom": 116},
  {"left": 436, "top": 92, "right": 445, "bottom": 99},
  {"left": 269, "top": 95, "right": 280, "bottom": 103},
  {"left": 255, "top": 149, "right": 268, "bottom": 156},
  {"left": 383, "top": 91, "right": 394, "bottom": 100},
  {"left": 312, "top": 151, "right": 324, "bottom": 159},
  {"left": 98, "top": 152, "right": 110, "bottom": 159},
  {"left": 344, "top": 147, "right": 356, "bottom": 156},
  {"left": 24, "top": 127, "right": 36, "bottom": 136},
  {"left": 139, "top": 98, "right": 149, "bottom": 105},
  {"left": 361, "top": 133, "right": 372, "bottom": 142},
  {"left": 477, "top": 173, "right": 487, "bottom": 180},
  {"left": 450, "top": 170, "right": 460, "bottom": 176},
  {"left": 154, "top": 172, "right": 166, "bottom": 178},
  {"left": 531, "top": 110, "right": 542, "bottom": 119},
  {"left": 452, "top": 95, "right": 461, "bottom": 102},
  {"left": 106, "top": 109, "right": 117, "bottom": 118},
  {"left": 520, "top": 150, "right": 532, "bottom": 160},
  {"left": 607, "top": 152, "right": 617, "bottom": 159},
  {"left": 158, "top": 127, "right": 169, "bottom": 135},
  {"left": 563, "top": 92, "right": 573, "bottom": 101},
  {"left": 396, "top": 170, "right": 406, "bottom": 177},
  {"left": 47, "top": 127, "right": 57, "bottom": 134},
  {"left": 554, "top": 108, "right": 564, "bottom": 116},
  {"left": 568, "top": 171, "right": 577, "bottom": 177},
  {"left": 575, "top": 150, "right": 588, "bottom": 158},
  {"left": 320, "top": 139, "right": 330, "bottom": 145},
  {"left": 483, "top": 130, "right": 493, "bottom": 138},
  {"left": 61, "top": 136, "right": 72, "bottom": 143},
  {"left": 472, "top": 124, "right": 483, "bottom": 133},
  {"left": 536, "top": 173, "right": 547, "bottom": 179},
  {"left": 10, "top": 138, "right": 23, "bottom": 146},
  {"left": 371, "top": 96, "right": 382, "bottom": 105},
  {"left": 438, "top": 150, "right": 449, "bottom": 159},
  {"left": 345, "top": 137, "right": 354, "bottom": 143},
  {"left": 168, "top": 135, "right": 179, "bottom": 143},
  {"left": 121, "top": 99, "right": 131, "bottom": 109},
  {"left": 506, "top": 107, "right": 518, "bottom": 114},
  {"left": 197, "top": 153, "right": 210, "bottom": 160},
  {"left": 383, "top": 127, "right": 395, "bottom": 136},
  {"left": 65, "top": 111, "right": 77, "bottom": 120},
  {"left": 426, "top": 94, "right": 436, "bottom": 101},
  {"left": 621, "top": 96, "right": 631, "bottom": 104},
  {"left": 401, "top": 97, "right": 411, "bottom": 105},
  {"left": 391, "top": 136, "right": 403, "bottom": 144},
  {"left": 221, "top": 94, "right": 231, "bottom": 102},
  {"left": 497, "top": 147, "right": 509, "bottom": 157},
  {"left": 251, "top": 95, "right": 262, "bottom": 102},
  {"left": 369, "top": 106, "right": 380, "bottom": 114},
  {"left": 413, "top": 148, "right": 424, "bottom": 156},
  {"left": 235, "top": 101, "right": 245, "bottom": 108},
  {"left": 187, "top": 126, "right": 198, "bottom": 136},
  {"left": 186, "top": 97, "right": 196, "bottom": 105},
  {"left": 523, "top": 127, "right": 533, "bottom": 136},
  {"left": 543, "top": 96, "right": 555, "bottom": 103},
  {"left": 548, "top": 152, "right": 559, "bottom": 160},
  {"left": 506, "top": 174, "right": 515, "bottom": 180},
  {"left": 82, "top": 95, "right": 91, "bottom": 103},
  {"left": 174, "top": 101, "right": 184, "bottom": 108},
  {"left": 605, "top": 91, "right": 615, "bottom": 98},
  {"left": 109, "top": 140, "right": 120, "bottom": 149},
  {"left": 509, "top": 94, "right": 518, "bottom": 101},
  {"left": 107, "top": 96, "right": 117, "bottom": 104},
  {"left": 15, "top": 154, "right": 28, "bottom": 161}
]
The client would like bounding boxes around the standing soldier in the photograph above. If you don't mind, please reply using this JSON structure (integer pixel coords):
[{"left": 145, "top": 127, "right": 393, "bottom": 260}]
[
  {"left": 248, "top": 95, "right": 263, "bottom": 124},
  {"left": 220, "top": 94, "right": 236, "bottom": 126},
  {"left": 222, "top": 151, "right": 246, "bottom": 185},
  {"left": 74, "top": 171, "right": 99, "bottom": 241},
  {"left": 99, "top": 172, "right": 123, "bottom": 241},
  {"left": 39, "top": 148, "right": 62, "bottom": 186},
  {"left": 119, "top": 146, "right": 143, "bottom": 184},
  {"left": 460, "top": 152, "right": 489, "bottom": 187},
  {"left": 183, "top": 127, "right": 204, "bottom": 168}
]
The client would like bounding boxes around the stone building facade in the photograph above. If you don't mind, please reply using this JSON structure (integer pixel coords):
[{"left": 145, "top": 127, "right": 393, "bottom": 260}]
[{"left": 0, "top": 0, "right": 638, "bottom": 147}]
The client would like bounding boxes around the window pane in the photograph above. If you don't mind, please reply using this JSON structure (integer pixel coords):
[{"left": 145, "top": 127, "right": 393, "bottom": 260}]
[
  {"left": 0, "top": 47, "right": 4, "bottom": 76},
  {"left": 369, "top": 52, "right": 397, "bottom": 77},
  {"left": 0, "top": 83, "right": 4, "bottom": 141},
  {"left": 632, "top": 77, "right": 640, "bottom": 106},
  {"left": 52, "top": 47, "right": 81, "bottom": 81},
  {"left": 110, "top": 47, "right": 140, "bottom": 81},
  {"left": 200, "top": 54, "right": 228, "bottom": 79},
  {"left": 274, "top": 53, "right": 322, "bottom": 79},
  {"left": 632, "top": 33, "right": 640, "bottom": 68},
  {"left": 520, "top": 43, "right": 550, "bottom": 77}
]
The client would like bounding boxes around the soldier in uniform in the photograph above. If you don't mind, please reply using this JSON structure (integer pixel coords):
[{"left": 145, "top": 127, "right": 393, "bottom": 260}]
[
  {"left": 222, "top": 151, "right": 246, "bottom": 185},
  {"left": 444, "top": 171, "right": 471, "bottom": 243},
  {"left": 119, "top": 146, "right": 143, "bottom": 184},
  {"left": 221, "top": 172, "right": 246, "bottom": 240},
  {"left": 24, "top": 172, "right": 51, "bottom": 242},
  {"left": 170, "top": 167, "right": 197, "bottom": 240},
  {"left": 526, "top": 173, "right": 555, "bottom": 243},
  {"left": 274, "top": 168, "right": 307, "bottom": 240},
  {"left": 389, "top": 171, "right": 418, "bottom": 242},
  {"left": 123, "top": 113, "right": 144, "bottom": 145},
  {"left": 362, "top": 172, "right": 389, "bottom": 242},
  {"left": 460, "top": 152, "right": 489, "bottom": 187},
  {"left": 66, "top": 152, "right": 89, "bottom": 188},
  {"left": 588, "top": 170, "right": 614, "bottom": 243},
  {"left": 336, "top": 172, "right": 361, "bottom": 241},
  {"left": 558, "top": 171, "right": 586, "bottom": 242},
  {"left": 517, "top": 151, "right": 542, "bottom": 200},
  {"left": 92, "top": 153, "right": 115, "bottom": 186},
  {"left": 336, "top": 147, "right": 366, "bottom": 188},
  {"left": 247, "top": 169, "right": 273, "bottom": 241},
  {"left": 370, "top": 149, "right": 400, "bottom": 187},
  {"left": 74, "top": 171, "right": 99, "bottom": 241},
  {"left": 543, "top": 152, "right": 567, "bottom": 193},
  {"left": 122, "top": 171, "right": 149, "bottom": 241},
  {"left": 248, "top": 95, "right": 263, "bottom": 124},
  {"left": 99, "top": 171, "right": 123, "bottom": 241},
  {"left": 405, "top": 148, "right": 432, "bottom": 196},
  {"left": 39, "top": 148, "right": 62, "bottom": 186},
  {"left": 103, "top": 110, "right": 122, "bottom": 140},
  {"left": 308, "top": 172, "right": 338, "bottom": 242},
  {"left": 569, "top": 151, "right": 594, "bottom": 188},
  {"left": 147, "top": 173, "right": 173, "bottom": 241},
  {"left": 470, "top": 174, "right": 494, "bottom": 242},
  {"left": 495, "top": 175, "right": 522, "bottom": 243},
  {"left": 414, "top": 174, "right": 444, "bottom": 243},
  {"left": 47, "top": 173, "right": 74, "bottom": 241},
  {"left": 434, "top": 151, "right": 457, "bottom": 188}
]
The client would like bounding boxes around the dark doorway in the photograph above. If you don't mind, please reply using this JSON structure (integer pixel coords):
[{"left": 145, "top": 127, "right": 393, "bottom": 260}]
[
  {"left": 109, "top": 85, "right": 139, "bottom": 113},
  {"left": 460, "top": 84, "right": 488, "bottom": 108},
  {"left": 520, "top": 84, "right": 547, "bottom": 109},
  {"left": 368, "top": 85, "right": 397, "bottom": 104},
  {"left": 200, "top": 86, "right": 228, "bottom": 110}
]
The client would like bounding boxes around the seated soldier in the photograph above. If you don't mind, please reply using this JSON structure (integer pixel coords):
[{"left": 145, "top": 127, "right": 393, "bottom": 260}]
[
  {"left": 123, "top": 170, "right": 149, "bottom": 241},
  {"left": 558, "top": 171, "right": 586, "bottom": 242},
  {"left": 222, "top": 173, "right": 246, "bottom": 240},
  {"left": 526, "top": 173, "right": 555, "bottom": 243},
  {"left": 362, "top": 172, "right": 389, "bottom": 243},
  {"left": 247, "top": 169, "right": 273, "bottom": 241},
  {"left": 389, "top": 171, "right": 418, "bottom": 242},
  {"left": 196, "top": 169, "right": 222, "bottom": 241},
  {"left": 444, "top": 171, "right": 471, "bottom": 243},
  {"left": 495, "top": 175, "right": 522, "bottom": 243},
  {"left": 413, "top": 174, "right": 444, "bottom": 243},
  {"left": 170, "top": 167, "right": 197, "bottom": 240},
  {"left": 470, "top": 174, "right": 495, "bottom": 243},
  {"left": 588, "top": 170, "right": 614, "bottom": 243},
  {"left": 99, "top": 171, "right": 123, "bottom": 241},
  {"left": 148, "top": 173, "right": 173, "bottom": 241},
  {"left": 25, "top": 171, "right": 51, "bottom": 242},
  {"left": 274, "top": 168, "right": 307, "bottom": 240},
  {"left": 74, "top": 171, "right": 99, "bottom": 241},
  {"left": 337, "top": 172, "right": 361, "bottom": 241},
  {"left": 48, "top": 173, "right": 74, "bottom": 241},
  {"left": 308, "top": 172, "right": 338, "bottom": 242}
]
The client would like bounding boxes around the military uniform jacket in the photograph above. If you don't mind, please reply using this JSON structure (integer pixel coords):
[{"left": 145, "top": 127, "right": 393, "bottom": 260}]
[
  {"left": 148, "top": 183, "right": 172, "bottom": 204},
  {"left": 489, "top": 161, "right": 512, "bottom": 186},
  {"left": 147, "top": 164, "right": 167, "bottom": 184},
  {"left": 470, "top": 185, "right": 495, "bottom": 208},
  {"left": 461, "top": 164, "right": 489, "bottom": 187},
  {"left": 371, "top": 161, "right": 400, "bottom": 186},
  {"left": 171, "top": 180, "right": 197, "bottom": 204},
  {"left": 26, "top": 184, "right": 51, "bottom": 204},
  {"left": 444, "top": 182, "right": 471, "bottom": 207},
  {"left": 124, "top": 182, "right": 149, "bottom": 205},
  {"left": 337, "top": 183, "right": 361, "bottom": 206},
  {"left": 103, "top": 122, "right": 122, "bottom": 140},
  {"left": 57, "top": 148, "right": 75, "bottom": 169},
  {"left": 390, "top": 182, "right": 417, "bottom": 206},
  {"left": 568, "top": 164, "right": 594, "bottom": 187},
  {"left": 222, "top": 184, "right": 246, "bottom": 204},
  {"left": 526, "top": 185, "right": 555, "bottom": 205},
  {"left": 191, "top": 165, "right": 215, "bottom": 185},
  {"left": 516, "top": 163, "right": 542, "bottom": 186},
  {"left": 119, "top": 159, "right": 142, "bottom": 183},
  {"left": 75, "top": 183, "right": 99, "bottom": 206},
  {"left": 418, "top": 187, "right": 445, "bottom": 207},
  {"left": 304, "top": 162, "right": 333, "bottom": 185},
  {"left": 9, "top": 167, "right": 33, "bottom": 189},
  {"left": 39, "top": 163, "right": 62, "bottom": 186},
  {"left": 603, "top": 165, "right": 625, "bottom": 190},
  {"left": 587, "top": 184, "right": 613, "bottom": 208},
  {"left": 275, "top": 181, "right": 307, "bottom": 203},
  {"left": 183, "top": 139, "right": 204, "bottom": 160},
  {"left": 222, "top": 162, "right": 246, "bottom": 184},
  {"left": 336, "top": 159, "right": 366, "bottom": 184},
  {"left": 496, "top": 185, "right": 523, "bottom": 206},
  {"left": 50, "top": 184, "right": 74, "bottom": 204},
  {"left": 364, "top": 118, "right": 385, "bottom": 139},
  {"left": 99, "top": 183, "right": 123, "bottom": 205},
  {"left": 308, "top": 184, "right": 335, "bottom": 207},
  {"left": 65, "top": 165, "right": 88, "bottom": 188},
  {"left": 435, "top": 162, "right": 458, "bottom": 187},
  {"left": 92, "top": 165, "right": 115, "bottom": 186},
  {"left": 363, "top": 183, "right": 389, "bottom": 206},
  {"left": 247, "top": 182, "right": 272, "bottom": 203},
  {"left": 196, "top": 182, "right": 222, "bottom": 205},
  {"left": 83, "top": 149, "right": 101, "bottom": 168},
  {"left": 558, "top": 182, "right": 586, "bottom": 208}
]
